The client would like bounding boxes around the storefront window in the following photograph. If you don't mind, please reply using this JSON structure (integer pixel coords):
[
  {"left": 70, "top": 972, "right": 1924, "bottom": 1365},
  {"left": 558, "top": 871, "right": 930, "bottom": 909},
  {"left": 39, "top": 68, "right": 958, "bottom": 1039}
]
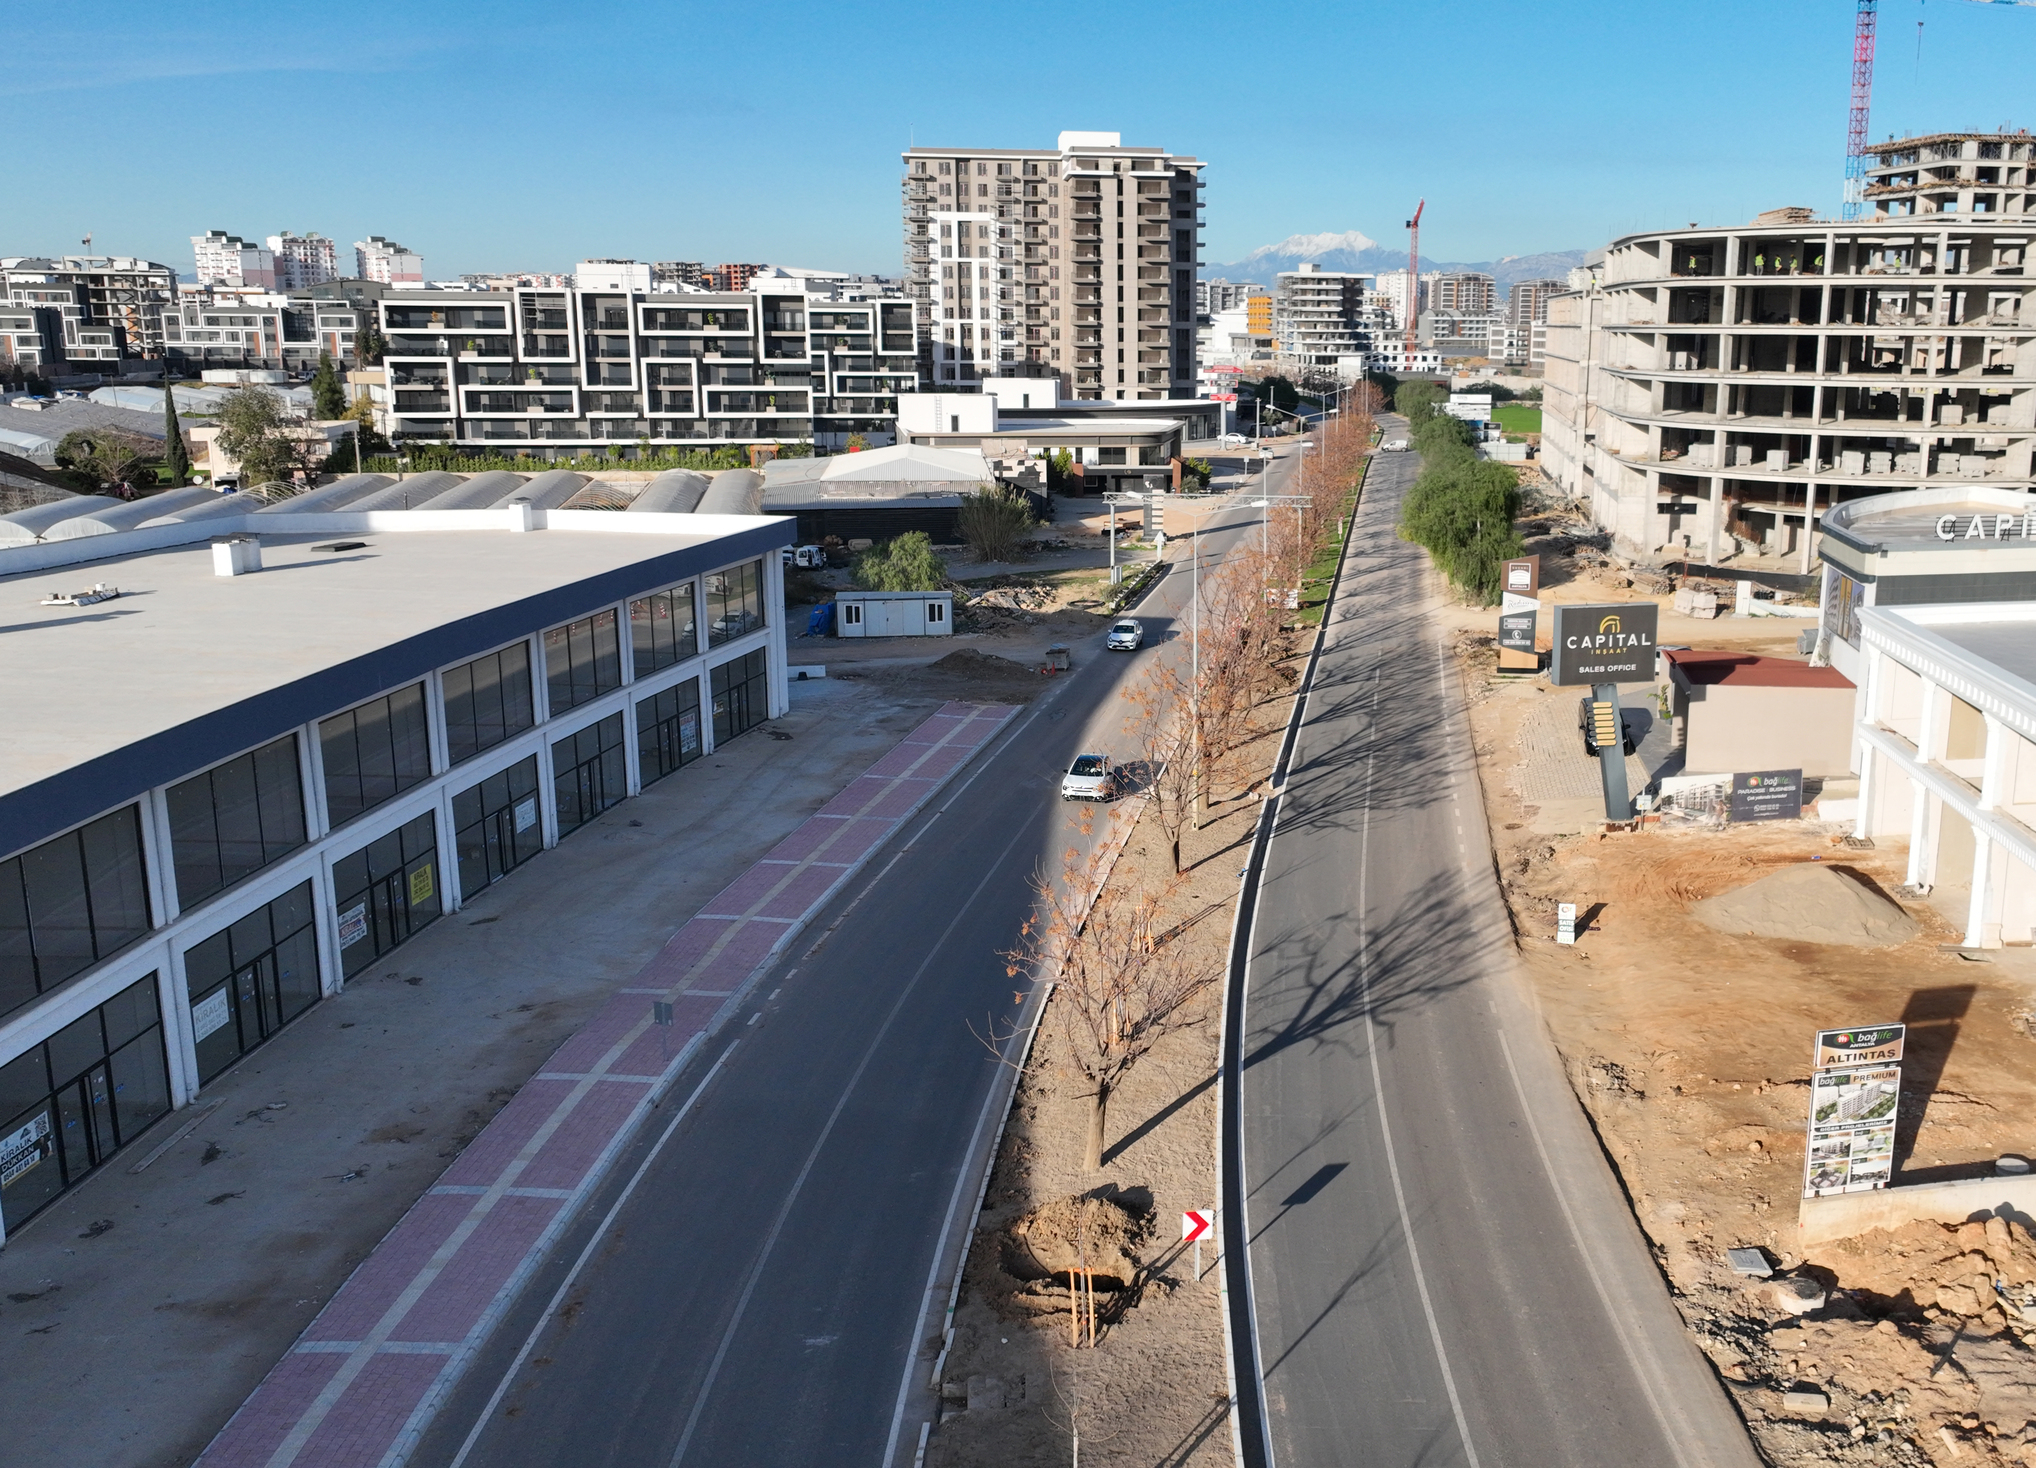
[
  {"left": 637, "top": 680, "right": 703, "bottom": 787},
  {"left": 443, "top": 642, "right": 534, "bottom": 766},
  {"left": 630, "top": 583, "right": 699, "bottom": 675},
  {"left": 544, "top": 610, "right": 622, "bottom": 715},
  {"left": 552, "top": 716, "right": 626, "bottom": 837},
  {"left": 710, "top": 650, "right": 769, "bottom": 746},
  {"left": 185, "top": 883, "right": 321, "bottom": 1084},
  {"left": 453, "top": 757, "right": 542, "bottom": 898},
  {"left": 320, "top": 685, "right": 432, "bottom": 827},
  {"left": 704, "top": 560, "right": 764, "bottom": 647},
  {"left": 0, "top": 807, "right": 152, "bottom": 1024},
  {"left": 167, "top": 734, "right": 306, "bottom": 910},
  {"left": 0, "top": 973, "right": 170, "bottom": 1234},
  {"left": 332, "top": 814, "right": 441, "bottom": 978}
]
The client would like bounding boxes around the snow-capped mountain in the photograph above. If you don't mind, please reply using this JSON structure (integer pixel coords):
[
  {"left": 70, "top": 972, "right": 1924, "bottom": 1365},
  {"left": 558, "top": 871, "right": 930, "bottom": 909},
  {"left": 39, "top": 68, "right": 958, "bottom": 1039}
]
[{"left": 1205, "top": 230, "right": 1587, "bottom": 293}]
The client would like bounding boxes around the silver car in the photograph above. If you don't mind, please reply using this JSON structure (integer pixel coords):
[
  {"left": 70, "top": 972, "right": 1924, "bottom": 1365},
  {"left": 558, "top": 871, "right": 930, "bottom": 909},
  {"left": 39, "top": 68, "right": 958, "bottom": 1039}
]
[{"left": 1105, "top": 618, "right": 1144, "bottom": 651}]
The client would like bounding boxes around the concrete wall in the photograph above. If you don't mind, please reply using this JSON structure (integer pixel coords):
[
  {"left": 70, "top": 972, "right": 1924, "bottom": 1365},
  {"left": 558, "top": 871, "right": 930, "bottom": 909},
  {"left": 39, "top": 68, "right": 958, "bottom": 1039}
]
[
  {"left": 1681, "top": 683, "right": 1857, "bottom": 776},
  {"left": 1800, "top": 1173, "right": 2036, "bottom": 1248}
]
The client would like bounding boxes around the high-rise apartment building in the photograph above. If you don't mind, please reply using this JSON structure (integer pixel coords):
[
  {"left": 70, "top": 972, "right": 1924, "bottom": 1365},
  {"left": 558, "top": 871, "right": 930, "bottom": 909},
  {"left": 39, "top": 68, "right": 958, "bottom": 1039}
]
[
  {"left": 1271, "top": 263, "right": 1387, "bottom": 363},
  {"left": 901, "top": 130, "right": 1205, "bottom": 400},
  {"left": 1508, "top": 277, "right": 1565, "bottom": 331},
  {"left": 1375, "top": 270, "right": 1424, "bottom": 336},
  {"left": 356, "top": 237, "right": 425, "bottom": 285},
  {"left": 2, "top": 255, "right": 177, "bottom": 361},
  {"left": 193, "top": 231, "right": 278, "bottom": 290},
  {"left": 1542, "top": 131, "right": 2036, "bottom": 571},
  {"left": 268, "top": 232, "right": 338, "bottom": 290},
  {"left": 711, "top": 263, "right": 768, "bottom": 293},
  {"left": 1429, "top": 272, "right": 1495, "bottom": 314},
  {"left": 654, "top": 261, "right": 707, "bottom": 289},
  {"left": 1198, "top": 277, "right": 1256, "bottom": 315}
]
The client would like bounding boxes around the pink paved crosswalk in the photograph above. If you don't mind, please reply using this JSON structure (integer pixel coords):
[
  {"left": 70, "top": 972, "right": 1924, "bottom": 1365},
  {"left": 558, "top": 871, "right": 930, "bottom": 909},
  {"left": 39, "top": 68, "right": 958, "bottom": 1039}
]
[{"left": 195, "top": 701, "right": 1018, "bottom": 1468}]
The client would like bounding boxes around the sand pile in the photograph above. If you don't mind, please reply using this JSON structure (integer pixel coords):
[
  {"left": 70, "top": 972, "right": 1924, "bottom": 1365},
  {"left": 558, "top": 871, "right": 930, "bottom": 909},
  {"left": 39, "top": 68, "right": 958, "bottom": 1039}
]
[
  {"left": 1690, "top": 863, "right": 1920, "bottom": 947},
  {"left": 928, "top": 649, "right": 1035, "bottom": 678},
  {"left": 1003, "top": 1193, "right": 1144, "bottom": 1287}
]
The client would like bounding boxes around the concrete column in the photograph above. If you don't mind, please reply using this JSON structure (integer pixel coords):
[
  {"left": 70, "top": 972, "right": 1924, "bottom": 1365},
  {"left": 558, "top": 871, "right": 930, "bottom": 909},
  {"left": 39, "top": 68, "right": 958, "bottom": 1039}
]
[
  {"left": 1965, "top": 825, "right": 1996, "bottom": 947},
  {"left": 1854, "top": 738, "right": 1877, "bottom": 841},
  {"left": 1800, "top": 480, "right": 1818, "bottom": 574},
  {"left": 1907, "top": 785, "right": 1930, "bottom": 886},
  {"left": 1915, "top": 677, "right": 1941, "bottom": 764},
  {"left": 1981, "top": 712, "right": 2008, "bottom": 810}
]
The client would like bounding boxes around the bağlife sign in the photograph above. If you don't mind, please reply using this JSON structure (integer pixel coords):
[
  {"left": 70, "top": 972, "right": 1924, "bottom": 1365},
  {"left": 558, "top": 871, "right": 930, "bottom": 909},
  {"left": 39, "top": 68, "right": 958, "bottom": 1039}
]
[
  {"left": 1549, "top": 602, "right": 1659, "bottom": 686},
  {"left": 1803, "top": 1024, "right": 1905, "bottom": 1198}
]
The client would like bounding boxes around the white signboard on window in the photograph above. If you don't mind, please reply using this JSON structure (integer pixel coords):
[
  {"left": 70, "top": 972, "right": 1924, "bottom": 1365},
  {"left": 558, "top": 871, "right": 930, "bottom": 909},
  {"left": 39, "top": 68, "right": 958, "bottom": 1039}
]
[
  {"left": 191, "top": 988, "right": 231, "bottom": 1041},
  {"left": 514, "top": 797, "right": 538, "bottom": 833},
  {"left": 337, "top": 901, "right": 369, "bottom": 949},
  {"left": 0, "top": 1112, "right": 51, "bottom": 1185}
]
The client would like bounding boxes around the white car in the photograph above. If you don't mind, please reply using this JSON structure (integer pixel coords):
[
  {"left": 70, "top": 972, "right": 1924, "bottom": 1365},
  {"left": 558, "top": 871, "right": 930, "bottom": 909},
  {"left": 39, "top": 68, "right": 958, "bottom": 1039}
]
[
  {"left": 1105, "top": 618, "right": 1144, "bottom": 651},
  {"left": 1381, "top": 438, "right": 1410, "bottom": 452},
  {"left": 1217, "top": 431, "right": 1252, "bottom": 447},
  {"left": 1060, "top": 753, "right": 1113, "bottom": 801}
]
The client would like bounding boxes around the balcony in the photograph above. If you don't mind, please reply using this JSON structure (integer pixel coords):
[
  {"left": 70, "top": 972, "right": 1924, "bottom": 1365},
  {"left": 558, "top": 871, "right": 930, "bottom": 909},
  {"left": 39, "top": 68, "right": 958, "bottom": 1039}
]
[
  {"left": 394, "top": 392, "right": 450, "bottom": 413},
  {"left": 521, "top": 335, "right": 573, "bottom": 358}
]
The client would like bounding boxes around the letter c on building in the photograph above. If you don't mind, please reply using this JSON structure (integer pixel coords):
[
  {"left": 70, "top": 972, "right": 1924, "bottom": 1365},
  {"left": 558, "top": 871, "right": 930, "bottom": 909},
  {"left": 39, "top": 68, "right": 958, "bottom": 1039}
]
[{"left": 1936, "top": 515, "right": 1958, "bottom": 541}]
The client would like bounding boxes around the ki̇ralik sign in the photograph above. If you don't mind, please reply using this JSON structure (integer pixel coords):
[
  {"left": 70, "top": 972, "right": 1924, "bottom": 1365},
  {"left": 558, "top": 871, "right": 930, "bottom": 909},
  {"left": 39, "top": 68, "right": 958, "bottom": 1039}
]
[
  {"left": 1549, "top": 602, "right": 1659, "bottom": 686},
  {"left": 1803, "top": 1023, "right": 1905, "bottom": 1198}
]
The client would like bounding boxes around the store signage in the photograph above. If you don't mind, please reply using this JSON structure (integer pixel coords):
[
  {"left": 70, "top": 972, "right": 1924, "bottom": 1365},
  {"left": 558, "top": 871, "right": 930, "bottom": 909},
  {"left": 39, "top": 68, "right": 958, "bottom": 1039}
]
[
  {"left": 1804, "top": 1024, "right": 1904, "bottom": 1197},
  {"left": 1729, "top": 769, "right": 1803, "bottom": 822},
  {"left": 337, "top": 901, "right": 369, "bottom": 949},
  {"left": 1549, "top": 602, "right": 1659, "bottom": 686},
  {"left": 1936, "top": 512, "right": 2036, "bottom": 541},
  {"left": 409, "top": 863, "right": 435, "bottom": 906},
  {"left": 191, "top": 988, "right": 231, "bottom": 1041},
  {"left": 0, "top": 1112, "right": 50, "bottom": 1186}
]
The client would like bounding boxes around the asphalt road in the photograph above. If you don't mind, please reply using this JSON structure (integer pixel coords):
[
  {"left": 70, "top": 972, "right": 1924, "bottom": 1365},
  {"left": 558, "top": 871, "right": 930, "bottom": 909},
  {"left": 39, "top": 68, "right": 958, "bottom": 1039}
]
[
  {"left": 1236, "top": 429, "right": 1762, "bottom": 1468},
  {"left": 408, "top": 460, "right": 1295, "bottom": 1468}
]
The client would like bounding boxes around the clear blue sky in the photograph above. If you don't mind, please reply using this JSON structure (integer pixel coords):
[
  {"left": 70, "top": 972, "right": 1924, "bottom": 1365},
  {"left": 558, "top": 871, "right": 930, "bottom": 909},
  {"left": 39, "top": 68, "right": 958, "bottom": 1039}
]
[{"left": 11, "top": 0, "right": 2036, "bottom": 278}]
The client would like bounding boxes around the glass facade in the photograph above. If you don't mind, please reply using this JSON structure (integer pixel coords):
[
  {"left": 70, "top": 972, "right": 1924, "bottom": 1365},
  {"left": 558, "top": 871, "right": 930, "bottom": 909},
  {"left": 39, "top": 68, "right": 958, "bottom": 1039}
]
[
  {"left": 552, "top": 715, "right": 626, "bottom": 837},
  {"left": 453, "top": 757, "right": 542, "bottom": 898},
  {"left": 333, "top": 814, "right": 441, "bottom": 978},
  {"left": 166, "top": 734, "right": 307, "bottom": 910},
  {"left": 710, "top": 650, "right": 769, "bottom": 746},
  {"left": 636, "top": 680, "right": 703, "bottom": 787},
  {"left": 443, "top": 642, "right": 535, "bottom": 766},
  {"left": 320, "top": 684, "right": 432, "bottom": 828},
  {"left": 0, "top": 807, "right": 152, "bottom": 1025},
  {"left": 185, "top": 883, "right": 321, "bottom": 1084},
  {"left": 629, "top": 583, "right": 698, "bottom": 676},
  {"left": 544, "top": 610, "right": 622, "bottom": 715},
  {"left": 705, "top": 560, "right": 765, "bottom": 647},
  {"left": 0, "top": 974, "right": 170, "bottom": 1232}
]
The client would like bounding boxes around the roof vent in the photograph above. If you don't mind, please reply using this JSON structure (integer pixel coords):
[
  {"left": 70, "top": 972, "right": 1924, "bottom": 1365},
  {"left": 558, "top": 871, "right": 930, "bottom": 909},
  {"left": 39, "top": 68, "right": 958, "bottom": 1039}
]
[{"left": 212, "top": 534, "right": 262, "bottom": 577}]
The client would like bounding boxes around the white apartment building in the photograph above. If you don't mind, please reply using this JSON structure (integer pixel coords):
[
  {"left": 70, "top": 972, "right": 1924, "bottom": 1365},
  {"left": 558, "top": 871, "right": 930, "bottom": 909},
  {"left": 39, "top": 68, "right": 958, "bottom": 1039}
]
[
  {"left": 162, "top": 286, "right": 360, "bottom": 373},
  {"left": 901, "top": 131, "right": 1206, "bottom": 400},
  {"left": 1543, "top": 131, "right": 2036, "bottom": 569},
  {"left": 357, "top": 237, "right": 425, "bottom": 285},
  {"left": 193, "top": 231, "right": 277, "bottom": 290},
  {"left": 1272, "top": 263, "right": 1392, "bottom": 364},
  {"left": 1375, "top": 270, "right": 1424, "bottom": 340},
  {"left": 375, "top": 272, "right": 918, "bottom": 454},
  {"left": 269, "top": 232, "right": 338, "bottom": 291}
]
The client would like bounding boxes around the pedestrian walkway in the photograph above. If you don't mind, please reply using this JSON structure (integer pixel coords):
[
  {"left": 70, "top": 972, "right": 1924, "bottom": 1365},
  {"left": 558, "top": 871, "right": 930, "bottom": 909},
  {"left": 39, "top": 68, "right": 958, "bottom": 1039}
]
[{"left": 195, "top": 701, "right": 1018, "bottom": 1468}]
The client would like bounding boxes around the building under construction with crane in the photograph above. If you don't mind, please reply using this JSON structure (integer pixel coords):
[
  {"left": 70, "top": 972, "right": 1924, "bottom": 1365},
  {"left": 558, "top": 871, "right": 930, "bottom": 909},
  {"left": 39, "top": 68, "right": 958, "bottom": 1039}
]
[{"left": 1541, "top": 126, "right": 2036, "bottom": 571}]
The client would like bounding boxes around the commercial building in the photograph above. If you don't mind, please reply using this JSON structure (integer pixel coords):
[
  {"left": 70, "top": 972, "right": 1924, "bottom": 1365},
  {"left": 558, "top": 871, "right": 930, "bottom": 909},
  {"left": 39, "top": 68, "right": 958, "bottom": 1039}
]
[
  {"left": 374, "top": 272, "right": 918, "bottom": 454},
  {"left": 269, "top": 232, "right": 339, "bottom": 290},
  {"left": 895, "top": 390, "right": 1188, "bottom": 491},
  {"left": 357, "top": 237, "right": 425, "bottom": 285},
  {"left": 193, "top": 231, "right": 277, "bottom": 290},
  {"left": 1542, "top": 132, "right": 2036, "bottom": 569},
  {"left": 0, "top": 256, "right": 177, "bottom": 365},
  {"left": 0, "top": 491, "right": 792, "bottom": 1238},
  {"left": 901, "top": 130, "right": 1206, "bottom": 399}
]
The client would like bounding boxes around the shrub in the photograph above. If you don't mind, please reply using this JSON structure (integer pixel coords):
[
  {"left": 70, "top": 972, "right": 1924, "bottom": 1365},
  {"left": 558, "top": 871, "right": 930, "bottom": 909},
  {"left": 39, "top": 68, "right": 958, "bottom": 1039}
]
[
  {"left": 957, "top": 484, "right": 1034, "bottom": 562},
  {"left": 853, "top": 531, "right": 945, "bottom": 591},
  {"left": 1397, "top": 431, "right": 1524, "bottom": 605}
]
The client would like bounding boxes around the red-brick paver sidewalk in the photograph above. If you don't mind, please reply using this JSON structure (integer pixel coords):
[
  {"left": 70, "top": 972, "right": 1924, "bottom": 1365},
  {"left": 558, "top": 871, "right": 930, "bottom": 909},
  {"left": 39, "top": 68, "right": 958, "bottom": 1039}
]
[{"left": 195, "top": 701, "right": 1019, "bottom": 1468}]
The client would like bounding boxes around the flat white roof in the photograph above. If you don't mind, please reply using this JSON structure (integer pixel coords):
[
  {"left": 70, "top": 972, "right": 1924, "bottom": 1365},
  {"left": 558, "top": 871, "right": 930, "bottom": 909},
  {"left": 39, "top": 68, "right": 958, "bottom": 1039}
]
[{"left": 0, "top": 511, "right": 791, "bottom": 857}]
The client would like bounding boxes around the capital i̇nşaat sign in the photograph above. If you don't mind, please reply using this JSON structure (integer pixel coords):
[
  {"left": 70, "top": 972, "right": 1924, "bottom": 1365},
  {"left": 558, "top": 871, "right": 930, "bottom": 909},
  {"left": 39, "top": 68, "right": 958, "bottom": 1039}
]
[
  {"left": 1937, "top": 512, "right": 2036, "bottom": 541},
  {"left": 1549, "top": 602, "right": 1659, "bottom": 686}
]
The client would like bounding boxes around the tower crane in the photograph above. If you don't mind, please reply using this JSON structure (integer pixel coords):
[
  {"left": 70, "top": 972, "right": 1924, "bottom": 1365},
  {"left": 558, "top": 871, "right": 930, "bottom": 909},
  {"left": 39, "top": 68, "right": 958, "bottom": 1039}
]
[
  {"left": 1403, "top": 199, "right": 1425, "bottom": 356},
  {"left": 1843, "top": 0, "right": 2036, "bottom": 220}
]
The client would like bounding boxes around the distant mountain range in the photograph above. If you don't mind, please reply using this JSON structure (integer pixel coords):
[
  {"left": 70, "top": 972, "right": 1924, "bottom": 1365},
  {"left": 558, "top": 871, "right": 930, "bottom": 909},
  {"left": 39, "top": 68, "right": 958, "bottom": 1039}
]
[{"left": 1204, "top": 230, "right": 1588, "bottom": 294}]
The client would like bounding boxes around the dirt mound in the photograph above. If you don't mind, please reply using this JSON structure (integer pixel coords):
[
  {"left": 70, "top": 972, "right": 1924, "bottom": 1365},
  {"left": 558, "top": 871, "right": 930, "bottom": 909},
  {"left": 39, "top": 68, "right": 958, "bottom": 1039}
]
[
  {"left": 1810, "top": 1217, "right": 2036, "bottom": 1315},
  {"left": 1690, "top": 863, "right": 1920, "bottom": 947},
  {"left": 929, "top": 649, "right": 1035, "bottom": 678},
  {"left": 1003, "top": 1193, "right": 1144, "bottom": 1288}
]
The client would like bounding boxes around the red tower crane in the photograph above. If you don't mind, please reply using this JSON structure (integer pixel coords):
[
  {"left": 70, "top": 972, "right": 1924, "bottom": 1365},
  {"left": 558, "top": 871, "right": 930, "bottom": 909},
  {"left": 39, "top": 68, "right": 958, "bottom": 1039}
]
[
  {"left": 1403, "top": 199, "right": 1425, "bottom": 356},
  {"left": 1841, "top": 0, "right": 1879, "bottom": 220}
]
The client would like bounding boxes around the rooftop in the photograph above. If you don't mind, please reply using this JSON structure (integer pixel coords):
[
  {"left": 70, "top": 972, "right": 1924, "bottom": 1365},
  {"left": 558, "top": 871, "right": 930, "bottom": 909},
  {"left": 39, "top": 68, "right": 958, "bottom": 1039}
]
[
  {"left": 0, "top": 510, "right": 790, "bottom": 858},
  {"left": 1664, "top": 650, "right": 1855, "bottom": 690}
]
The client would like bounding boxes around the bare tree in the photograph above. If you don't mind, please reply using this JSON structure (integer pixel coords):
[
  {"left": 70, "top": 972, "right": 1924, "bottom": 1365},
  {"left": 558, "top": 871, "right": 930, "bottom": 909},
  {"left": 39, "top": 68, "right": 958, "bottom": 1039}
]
[
  {"left": 1120, "top": 671, "right": 1197, "bottom": 873},
  {"left": 1006, "top": 843, "right": 1220, "bottom": 1172}
]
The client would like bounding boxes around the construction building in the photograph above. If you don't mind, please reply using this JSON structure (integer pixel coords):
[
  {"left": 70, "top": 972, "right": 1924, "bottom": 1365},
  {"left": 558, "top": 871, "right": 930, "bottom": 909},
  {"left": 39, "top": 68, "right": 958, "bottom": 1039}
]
[
  {"left": 1271, "top": 263, "right": 1386, "bottom": 365},
  {"left": 900, "top": 130, "right": 1206, "bottom": 400},
  {"left": 0, "top": 256, "right": 178, "bottom": 367},
  {"left": 1542, "top": 130, "right": 2036, "bottom": 570},
  {"left": 1197, "top": 278, "right": 1257, "bottom": 315}
]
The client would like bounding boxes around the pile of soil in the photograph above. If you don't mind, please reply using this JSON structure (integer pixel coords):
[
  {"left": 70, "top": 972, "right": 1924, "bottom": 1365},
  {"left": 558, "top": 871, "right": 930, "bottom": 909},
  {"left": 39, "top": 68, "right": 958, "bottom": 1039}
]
[
  {"left": 851, "top": 649, "right": 1046, "bottom": 705},
  {"left": 1692, "top": 864, "right": 1921, "bottom": 948},
  {"left": 1004, "top": 1193, "right": 1146, "bottom": 1288}
]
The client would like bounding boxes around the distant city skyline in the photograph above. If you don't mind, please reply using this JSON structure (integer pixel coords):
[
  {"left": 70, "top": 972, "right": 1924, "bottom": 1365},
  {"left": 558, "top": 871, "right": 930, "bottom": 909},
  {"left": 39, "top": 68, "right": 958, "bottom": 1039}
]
[{"left": 9, "top": 0, "right": 2035, "bottom": 279}]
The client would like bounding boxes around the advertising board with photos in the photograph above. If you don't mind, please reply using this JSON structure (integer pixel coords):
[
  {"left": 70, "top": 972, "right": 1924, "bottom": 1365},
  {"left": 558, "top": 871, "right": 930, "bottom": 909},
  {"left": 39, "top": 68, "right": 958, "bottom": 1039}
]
[{"left": 1803, "top": 1024, "right": 1905, "bottom": 1198}]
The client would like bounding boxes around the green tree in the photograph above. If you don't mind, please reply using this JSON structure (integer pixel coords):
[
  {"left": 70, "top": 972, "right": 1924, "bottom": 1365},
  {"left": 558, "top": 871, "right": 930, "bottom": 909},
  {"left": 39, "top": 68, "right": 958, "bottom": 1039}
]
[
  {"left": 1255, "top": 374, "right": 1299, "bottom": 412},
  {"left": 353, "top": 319, "right": 388, "bottom": 366},
  {"left": 310, "top": 352, "right": 347, "bottom": 418},
  {"left": 1397, "top": 429, "right": 1524, "bottom": 605},
  {"left": 1046, "top": 447, "right": 1075, "bottom": 491},
  {"left": 1395, "top": 379, "right": 1449, "bottom": 425},
  {"left": 957, "top": 484, "right": 1034, "bottom": 562},
  {"left": 164, "top": 384, "right": 190, "bottom": 487},
  {"left": 215, "top": 385, "right": 294, "bottom": 487},
  {"left": 54, "top": 429, "right": 159, "bottom": 497},
  {"left": 853, "top": 531, "right": 945, "bottom": 591}
]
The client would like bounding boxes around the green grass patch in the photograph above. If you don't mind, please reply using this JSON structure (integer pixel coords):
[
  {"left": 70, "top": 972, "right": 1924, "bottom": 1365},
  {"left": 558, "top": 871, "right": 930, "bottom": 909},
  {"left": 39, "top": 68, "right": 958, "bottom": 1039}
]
[{"left": 1493, "top": 404, "right": 1541, "bottom": 436}]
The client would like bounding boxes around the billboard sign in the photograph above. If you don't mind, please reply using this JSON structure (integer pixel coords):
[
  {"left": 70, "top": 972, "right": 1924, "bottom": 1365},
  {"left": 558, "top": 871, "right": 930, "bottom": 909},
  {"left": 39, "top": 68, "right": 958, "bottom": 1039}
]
[
  {"left": 1549, "top": 602, "right": 1659, "bottom": 686},
  {"left": 1803, "top": 1024, "right": 1905, "bottom": 1197},
  {"left": 1730, "top": 769, "right": 1803, "bottom": 823},
  {"left": 1498, "top": 556, "right": 1540, "bottom": 670}
]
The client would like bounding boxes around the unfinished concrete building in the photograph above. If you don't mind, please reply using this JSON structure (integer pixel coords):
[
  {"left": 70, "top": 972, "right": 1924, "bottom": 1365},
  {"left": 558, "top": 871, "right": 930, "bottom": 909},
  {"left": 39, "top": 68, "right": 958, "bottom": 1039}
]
[{"left": 1543, "top": 131, "right": 2036, "bottom": 570}]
